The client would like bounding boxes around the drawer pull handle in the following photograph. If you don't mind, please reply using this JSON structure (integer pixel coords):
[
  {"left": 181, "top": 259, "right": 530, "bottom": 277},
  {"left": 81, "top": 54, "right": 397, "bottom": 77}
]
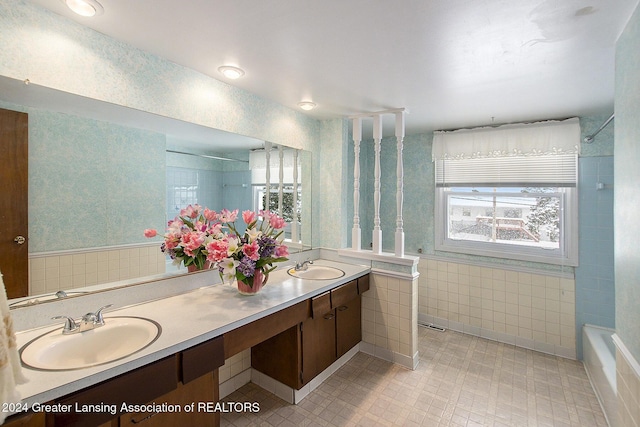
[
  {"left": 338, "top": 305, "right": 348, "bottom": 311},
  {"left": 323, "top": 313, "right": 335, "bottom": 320},
  {"left": 130, "top": 411, "right": 160, "bottom": 424}
]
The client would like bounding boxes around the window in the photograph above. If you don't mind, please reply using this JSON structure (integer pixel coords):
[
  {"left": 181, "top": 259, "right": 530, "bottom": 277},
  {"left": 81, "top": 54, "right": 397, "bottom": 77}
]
[{"left": 432, "top": 119, "right": 580, "bottom": 266}]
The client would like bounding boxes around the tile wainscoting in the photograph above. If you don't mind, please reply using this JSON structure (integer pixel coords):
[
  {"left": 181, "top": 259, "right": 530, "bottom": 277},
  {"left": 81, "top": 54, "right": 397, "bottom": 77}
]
[
  {"left": 361, "top": 270, "right": 419, "bottom": 370},
  {"left": 28, "top": 243, "right": 168, "bottom": 296},
  {"left": 418, "top": 258, "right": 576, "bottom": 359}
]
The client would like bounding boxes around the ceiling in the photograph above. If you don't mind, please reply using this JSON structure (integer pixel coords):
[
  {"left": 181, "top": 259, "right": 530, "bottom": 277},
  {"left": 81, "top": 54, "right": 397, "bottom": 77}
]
[{"left": 27, "top": 0, "right": 639, "bottom": 136}]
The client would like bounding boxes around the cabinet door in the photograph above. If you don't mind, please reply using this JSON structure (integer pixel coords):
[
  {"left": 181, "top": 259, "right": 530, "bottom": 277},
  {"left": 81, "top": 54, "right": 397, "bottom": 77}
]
[
  {"left": 301, "top": 291, "right": 336, "bottom": 384},
  {"left": 335, "top": 295, "right": 362, "bottom": 358},
  {"left": 120, "top": 372, "right": 217, "bottom": 427},
  {"left": 251, "top": 325, "right": 302, "bottom": 389}
]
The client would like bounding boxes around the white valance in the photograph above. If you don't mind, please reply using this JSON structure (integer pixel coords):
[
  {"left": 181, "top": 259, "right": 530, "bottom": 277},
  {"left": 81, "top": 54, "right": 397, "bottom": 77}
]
[{"left": 432, "top": 118, "right": 581, "bottom": 160}]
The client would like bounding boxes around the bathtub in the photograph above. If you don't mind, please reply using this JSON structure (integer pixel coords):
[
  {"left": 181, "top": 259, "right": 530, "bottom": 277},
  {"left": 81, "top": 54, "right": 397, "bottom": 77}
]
[{"left": 582, "top": 324, "right": 616, "bottom": 426}]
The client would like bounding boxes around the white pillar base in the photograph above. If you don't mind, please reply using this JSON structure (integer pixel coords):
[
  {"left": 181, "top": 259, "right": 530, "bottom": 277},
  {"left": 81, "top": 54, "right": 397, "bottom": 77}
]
[
  {"left": 372, "top": 229, "right": 382, "bottom": 254},
  {"left": 352, "top": 227, "right": 361, "bottom": 251},
  {"left": 394, "top": 231, "right": 404, "bottom": 257}
]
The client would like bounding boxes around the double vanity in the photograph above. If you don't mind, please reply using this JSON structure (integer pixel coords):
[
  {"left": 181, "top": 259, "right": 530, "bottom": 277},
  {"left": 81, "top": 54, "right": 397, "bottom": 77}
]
[{"left": 8, "top": 259, "right": 370, "bottom": 427}]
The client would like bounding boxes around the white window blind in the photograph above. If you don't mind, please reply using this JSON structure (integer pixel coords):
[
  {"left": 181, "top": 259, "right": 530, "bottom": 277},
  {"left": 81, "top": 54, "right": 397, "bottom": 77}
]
[{"left": 435, "top": 154, "right": 577, "bottom": 187}]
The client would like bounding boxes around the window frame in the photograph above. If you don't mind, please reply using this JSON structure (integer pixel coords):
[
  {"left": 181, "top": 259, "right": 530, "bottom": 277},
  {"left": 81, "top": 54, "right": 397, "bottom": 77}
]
[{"left": 435, "top": 186, "right": 578, "bottom": 266}]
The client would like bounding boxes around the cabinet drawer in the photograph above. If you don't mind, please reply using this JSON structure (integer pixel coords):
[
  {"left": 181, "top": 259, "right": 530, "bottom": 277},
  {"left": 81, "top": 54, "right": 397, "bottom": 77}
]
[
  {"left": 53, "top": 355, "right": 178, "bottom": 427},
  {"left": 311, "top": 291, "right": 331, "bottom": 319},
  {"left": 357, "top": 274, "right": 370, "bottom": 294},
  {"left": 224, "top": 299, "right": 310, "bottom": 358},
  {"left": 182, "top": 335, "right": 225, "bottom": 384},
  {"left": 331, "top": 280, "right": 358, "bottom": 309}
]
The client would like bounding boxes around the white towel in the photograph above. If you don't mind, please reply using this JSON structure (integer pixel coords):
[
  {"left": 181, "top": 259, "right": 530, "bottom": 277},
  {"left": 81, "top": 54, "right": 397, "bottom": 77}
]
[{"left": 0, "top": 271, "right": 27, "bottom": 424}]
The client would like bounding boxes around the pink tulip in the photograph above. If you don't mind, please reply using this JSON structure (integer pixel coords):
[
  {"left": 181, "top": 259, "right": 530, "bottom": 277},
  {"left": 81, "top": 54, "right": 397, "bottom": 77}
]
[
  {"left": 203, "top": 208, "right": 217, "bottom": 222},
  {"left": 219, "top": 208, "right": 239, "bottom": 223},
  {"left": 269, "top": 214, "right": 286, "bottom": 229},
  {"left": 242, "top": 210, "right": 256, "bottom": 224},
  {"left": 275, "top": 245, "right": 289, "bottom": 257},
  {"left": 144, "top": 229, "right": 157, "bottom": 238},
  {"left": 180, "top": 204, "right": 200, "bottom": 219}
]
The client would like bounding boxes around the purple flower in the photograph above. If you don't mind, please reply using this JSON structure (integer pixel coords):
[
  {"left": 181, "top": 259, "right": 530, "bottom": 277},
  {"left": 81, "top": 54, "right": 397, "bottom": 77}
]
[
  {"left": 258, "top": 235, "right": 277, "bottom": 258},
  {"left": 237, "top": 257, "right": 256, "bottom": 277}
]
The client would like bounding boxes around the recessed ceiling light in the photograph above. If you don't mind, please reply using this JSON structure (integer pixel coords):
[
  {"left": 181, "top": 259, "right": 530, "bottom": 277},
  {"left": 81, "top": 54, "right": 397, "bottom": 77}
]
[
  {"left": 218, "top": 66, "right": 245, "bottom": 79},
  {"left": 62, "top": 0, "right": 104, "bottom": 17},
  {"left": 298, "top": 101, "right": 317, "bottom": 111}
]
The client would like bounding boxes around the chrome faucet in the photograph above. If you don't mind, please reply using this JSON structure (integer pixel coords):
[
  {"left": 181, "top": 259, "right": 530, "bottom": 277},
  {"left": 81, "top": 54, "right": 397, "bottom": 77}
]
[
  {"left": 294, "top": 259, "right": 314, "bottom": 271},
  {"left": 52, "top": 304, "right": 112, "bottom": 335}
]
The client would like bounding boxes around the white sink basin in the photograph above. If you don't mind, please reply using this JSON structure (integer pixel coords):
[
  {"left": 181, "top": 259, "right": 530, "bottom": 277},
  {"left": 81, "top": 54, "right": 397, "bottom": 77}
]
[
  {"left": 20, "top": 316, "right": 161, "bottom": 371},
  {"left": 288, "top": 265, "right": 345, "bottom": 280}
]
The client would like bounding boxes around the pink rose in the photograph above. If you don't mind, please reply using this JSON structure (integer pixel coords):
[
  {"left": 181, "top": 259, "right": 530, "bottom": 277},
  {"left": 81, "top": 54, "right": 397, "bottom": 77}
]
[
  {"left": 144, "top": 229, "right": 157, "bottom": 238},
  {"left": 242, "top": 210, "right": 256, "bottom": 224},
  {"left": 242, "top": 241, "right": 260, "bottom": 261},
  {"left": 206, "top": 240, "right": 229, "bottom": 262},
  {"left": 180, "top": 231, "right": 205, "bottom": 256}
]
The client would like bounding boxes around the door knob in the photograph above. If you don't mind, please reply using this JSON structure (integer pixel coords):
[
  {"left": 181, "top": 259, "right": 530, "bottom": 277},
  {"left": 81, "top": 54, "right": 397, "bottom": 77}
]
[{"left": 14, "top": 235, "right": 26, "bottom": 245}]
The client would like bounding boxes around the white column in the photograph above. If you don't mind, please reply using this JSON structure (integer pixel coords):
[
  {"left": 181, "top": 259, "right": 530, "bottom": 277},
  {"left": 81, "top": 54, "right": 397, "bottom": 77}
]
[
  {"left": 291, "top": 149, "right": 299, "bottom": 243},
  {"left": 394, "top": 111, "right": 405, "bottom": 257},
  {"left": 264, "top": 141, "right": 272, "bottom": 211},
  {"left": 352, "top": 117, "right": 362, "bottom": 250},
  {"left": 372, "top": 114, "right": 382, "bottom": 254}
]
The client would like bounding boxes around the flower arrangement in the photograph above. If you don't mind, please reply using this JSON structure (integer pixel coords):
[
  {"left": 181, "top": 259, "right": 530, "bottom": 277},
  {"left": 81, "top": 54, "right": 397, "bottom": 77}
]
[
  {"left": 211, "top": 209, "right": 289, "bottom": 289},
  {"left": 145, "top": 205, "right": 289, "bottom": 291}
]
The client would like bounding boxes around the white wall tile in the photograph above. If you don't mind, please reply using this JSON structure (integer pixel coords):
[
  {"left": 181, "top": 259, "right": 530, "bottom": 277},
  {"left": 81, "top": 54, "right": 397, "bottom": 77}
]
[{"left": 419, "top": 258, "right": 576, "bottom": 358}]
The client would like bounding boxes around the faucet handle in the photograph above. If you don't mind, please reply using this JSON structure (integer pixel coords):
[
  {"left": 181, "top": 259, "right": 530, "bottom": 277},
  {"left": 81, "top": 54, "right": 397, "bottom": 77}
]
[
  {"left": 295, "top": 259, "right": 314, "bottom": 270},
  {"left": 52, "top": 315, "right": 79, "bottom": 334},
  {"left": 93, "top": 304, "right": 113, "bottom": 325}
]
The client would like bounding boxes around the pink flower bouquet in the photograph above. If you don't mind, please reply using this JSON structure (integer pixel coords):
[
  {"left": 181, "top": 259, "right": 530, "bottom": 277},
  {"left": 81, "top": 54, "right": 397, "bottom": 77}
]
[
  {"left": 145, "top": 205, "right": 289, "bottom": 289},
  {"left": 210, "top": 209, "right": 289, "bottom": 289}
]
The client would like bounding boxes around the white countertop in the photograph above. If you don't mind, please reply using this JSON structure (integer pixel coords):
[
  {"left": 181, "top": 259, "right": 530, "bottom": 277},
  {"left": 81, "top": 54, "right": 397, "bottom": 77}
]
[{"left": 14, "top": 259, "right": 369, "bottom": 406}]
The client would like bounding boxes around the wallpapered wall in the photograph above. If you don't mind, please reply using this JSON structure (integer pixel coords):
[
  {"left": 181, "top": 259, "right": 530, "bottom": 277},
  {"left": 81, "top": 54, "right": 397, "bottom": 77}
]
[
  {"left": 0, "top": 0, "right": 349, "bottom": 251},
  {"left": 615, "top": 2, "right": 640, "bottom": 364}
]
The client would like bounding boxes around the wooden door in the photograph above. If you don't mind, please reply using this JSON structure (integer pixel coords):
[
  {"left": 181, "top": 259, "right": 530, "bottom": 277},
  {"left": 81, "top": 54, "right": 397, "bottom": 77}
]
[{"left": 0, "top": 108, "right": 28, "bottom": 298}]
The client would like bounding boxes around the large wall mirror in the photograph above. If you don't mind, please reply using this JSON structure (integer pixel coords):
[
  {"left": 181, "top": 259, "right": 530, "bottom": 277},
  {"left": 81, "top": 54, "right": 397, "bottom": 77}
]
[{"left": 0, "top": 76, "right": 312, "bottom": 308}]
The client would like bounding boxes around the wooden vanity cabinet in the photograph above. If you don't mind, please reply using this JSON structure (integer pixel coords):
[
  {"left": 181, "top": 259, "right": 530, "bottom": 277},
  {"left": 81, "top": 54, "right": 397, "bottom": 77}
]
[
  {"left": 48, "top": 355, "right": 179, "bottom": 427},
  {"left": 2, "top": 412, "right": 45, "bottom": 427},
  {"left": 119, "top": 371, "right": 217, "bottom": 427},
  {"left": 46, "top": 335, "right": 225, "bottom": 427},
  {"left": 252, "top": 274, "right": 370, "bottom": 389}
]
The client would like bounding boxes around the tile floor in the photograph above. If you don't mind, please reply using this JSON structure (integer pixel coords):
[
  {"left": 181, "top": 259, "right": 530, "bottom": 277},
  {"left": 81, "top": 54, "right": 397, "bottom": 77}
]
[{"left": 221, "top": 327, "right": 608, "bottom": 426}]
